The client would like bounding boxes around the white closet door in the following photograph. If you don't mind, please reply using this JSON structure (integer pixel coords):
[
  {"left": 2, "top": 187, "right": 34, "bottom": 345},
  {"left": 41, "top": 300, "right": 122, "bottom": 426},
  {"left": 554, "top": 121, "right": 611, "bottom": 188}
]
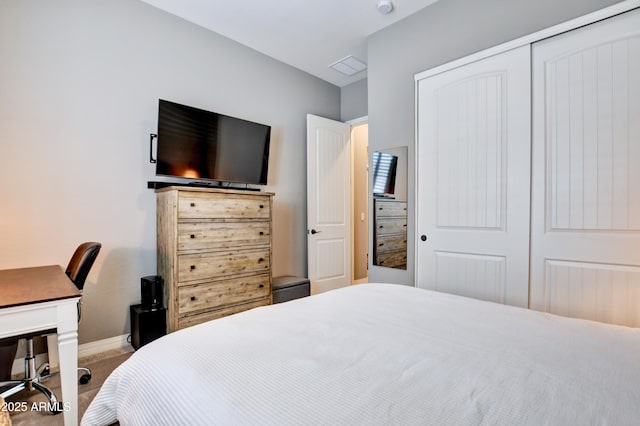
[
  {"left": 530, "top": 9, "right": 640, "bottom": 326},
  {"left": 416, "top": 45, "right": 531, "bottom": 307}
]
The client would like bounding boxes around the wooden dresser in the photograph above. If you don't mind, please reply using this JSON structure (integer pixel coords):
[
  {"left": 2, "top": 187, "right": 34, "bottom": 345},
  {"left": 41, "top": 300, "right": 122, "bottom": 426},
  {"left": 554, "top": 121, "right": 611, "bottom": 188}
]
[
  {"left": 373, "top": 198, "right": 407, "bottom": 269},
  {"left": 156, "top": 186, "right": 273, "bottom": 332}
]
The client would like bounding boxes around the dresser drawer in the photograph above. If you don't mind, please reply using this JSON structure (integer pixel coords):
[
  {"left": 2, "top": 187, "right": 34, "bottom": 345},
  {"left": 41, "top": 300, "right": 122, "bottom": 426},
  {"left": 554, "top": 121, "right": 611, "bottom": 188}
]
[
  {"left": 376, "top": 251, "right": 407, "bottom": 268},
  {"left": 375, "top": 217, "right": 407, "bottom": 235},
  {"left": 178, "top": 249, "right": 270, "bottom": 283},
  {"left": 178, "top": 192, "right": 270, "bottom": 220},
  {"left": 178, "top": 274, "right": 270, "bottom": 315},
  {"left": 177, "top": 298, "right": 269, "bottom": 329},
  {"left": 178, "top": 222, "right": 270, "bottom": 251},
  {"left": 376, "top": 234, "right": 407, "bottom": 253},
  {"left": 375, "top": 200, "right": 407, "bottom": 218}
]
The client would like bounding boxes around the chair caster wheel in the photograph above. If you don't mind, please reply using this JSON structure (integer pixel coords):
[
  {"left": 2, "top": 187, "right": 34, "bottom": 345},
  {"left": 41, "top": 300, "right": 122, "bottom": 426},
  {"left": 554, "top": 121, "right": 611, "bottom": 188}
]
[
  {"left": 52, "top": 401, "right": 64, "bottom": 415},
  {"left": 79, "top": 373, "right": 91, "bottom": 384}
]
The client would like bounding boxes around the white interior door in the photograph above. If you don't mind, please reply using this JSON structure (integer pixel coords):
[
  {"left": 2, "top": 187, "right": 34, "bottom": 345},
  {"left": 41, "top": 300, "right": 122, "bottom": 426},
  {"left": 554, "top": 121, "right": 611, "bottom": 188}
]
[
  {"left": 530, "top": 9, "right": 640, "bottom": 326},
  {"left": 416, "top": 45, "right": 531, "bottom": 307},
  {"left": 307, "top": 114, "right": 351, "bottom": 294}
]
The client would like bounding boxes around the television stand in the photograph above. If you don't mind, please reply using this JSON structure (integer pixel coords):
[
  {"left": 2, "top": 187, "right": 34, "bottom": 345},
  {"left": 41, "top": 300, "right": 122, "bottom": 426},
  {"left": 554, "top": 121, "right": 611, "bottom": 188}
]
[{"left": 147, "top": 181, "right": 261, "bottom": 191}]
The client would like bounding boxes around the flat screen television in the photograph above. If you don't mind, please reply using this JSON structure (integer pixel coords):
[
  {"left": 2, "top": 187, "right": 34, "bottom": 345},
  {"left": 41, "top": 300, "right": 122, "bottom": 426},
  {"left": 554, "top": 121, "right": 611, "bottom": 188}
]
[
  {"left": 372, "top": 151, "right": 398, "bottom": 197},
  {"left": 156, "top": 99, "right": 271, "bottom": 185}
]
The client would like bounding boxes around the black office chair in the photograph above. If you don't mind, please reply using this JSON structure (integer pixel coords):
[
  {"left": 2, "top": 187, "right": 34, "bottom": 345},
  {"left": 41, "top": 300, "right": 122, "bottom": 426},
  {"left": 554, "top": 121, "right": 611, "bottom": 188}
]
[{"left": 0, "top": 242, "right": 101, "bottom": 411}]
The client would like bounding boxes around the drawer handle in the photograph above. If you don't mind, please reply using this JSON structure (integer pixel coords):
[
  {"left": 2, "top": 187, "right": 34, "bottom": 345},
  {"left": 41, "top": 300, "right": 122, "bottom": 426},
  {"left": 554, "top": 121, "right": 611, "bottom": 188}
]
[
  {"left": 190, "top": 202, "right": 195, "bottom": 207},
  {"left": 190, "top": 296, "right": 196, "bottom": 301},
  {"left": 259, "top": 204, "right": 264, "bottom": 209},
  {"left": 379, "top": 243, "right": 384, "bottom": 247},
  {"left": 258, "top": 258, "right": 265, "bottom": 263},
  {"left": 190, "top": 265, "right": 196, "bottom": 270},
  {"left": 403, "top": 224, "right": 407, "bottom": 227},
  {"left": 259, "top": 284, "right": 264, "bottom": 288},
  {"left": 190, "top": 234, "right": 195, "bottom": 239},
  {"left": 379, "top": 225, "right": 384, "bottom": 229},
  {"left": 259, "top": 231, "right": 264, "bottom": 236}
]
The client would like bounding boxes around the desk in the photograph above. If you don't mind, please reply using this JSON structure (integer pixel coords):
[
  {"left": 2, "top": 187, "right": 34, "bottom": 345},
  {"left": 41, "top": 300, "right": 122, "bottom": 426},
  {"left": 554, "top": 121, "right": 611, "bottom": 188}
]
[{"left": 0, "top": 265, "right": 81, "bottom": 425}]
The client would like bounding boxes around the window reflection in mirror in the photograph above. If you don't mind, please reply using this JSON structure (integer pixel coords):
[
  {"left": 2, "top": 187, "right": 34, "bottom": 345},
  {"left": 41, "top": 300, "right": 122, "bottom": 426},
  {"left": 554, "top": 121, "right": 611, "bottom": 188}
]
[
  {"left": 372, "top": 147, "right": 407, "bottom": 270},
  {"left": 372, "top": 151, "right": 398, "bottom": 197}
]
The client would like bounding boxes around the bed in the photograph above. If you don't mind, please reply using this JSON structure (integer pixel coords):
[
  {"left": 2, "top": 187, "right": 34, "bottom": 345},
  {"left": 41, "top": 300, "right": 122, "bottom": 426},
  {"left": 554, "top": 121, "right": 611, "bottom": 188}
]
[{"left": 82, "top": 284, "right": 640, "bottom": 425}]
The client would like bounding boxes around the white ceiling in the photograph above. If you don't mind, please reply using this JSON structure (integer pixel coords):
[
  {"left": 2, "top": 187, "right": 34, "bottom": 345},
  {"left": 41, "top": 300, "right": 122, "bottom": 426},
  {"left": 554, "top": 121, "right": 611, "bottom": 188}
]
[{"left": 139, "top": 0, "right": 440, "bottom": 87}]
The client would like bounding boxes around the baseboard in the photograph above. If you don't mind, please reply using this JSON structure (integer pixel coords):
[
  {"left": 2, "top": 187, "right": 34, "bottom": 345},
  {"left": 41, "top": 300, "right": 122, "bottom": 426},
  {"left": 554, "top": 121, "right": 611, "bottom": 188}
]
[
  {"left": 78, "top": 334, "right": 131, "bottom": 359},
  {"left": 11, "top": 334, "right": 131, "bottom": 376}
]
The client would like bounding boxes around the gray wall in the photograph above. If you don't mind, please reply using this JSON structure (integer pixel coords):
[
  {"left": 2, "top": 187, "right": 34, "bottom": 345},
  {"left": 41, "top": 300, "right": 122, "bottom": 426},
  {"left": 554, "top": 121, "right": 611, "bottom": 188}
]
[
  {"left": 367, "top": 0, "right": 624, "bottom": 285},
  {"left": 0, "top": 0, "right": 339, "bottom": 344},
  {"left": 340, "top": 78, "right": 368, "bottom": 121}
]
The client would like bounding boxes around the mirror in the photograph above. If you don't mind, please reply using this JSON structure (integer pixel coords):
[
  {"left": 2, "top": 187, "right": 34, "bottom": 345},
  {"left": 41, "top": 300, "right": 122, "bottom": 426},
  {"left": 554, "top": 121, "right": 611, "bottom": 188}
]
[{"left": 372, "top": 147, "right": 408, "bottom": 269}]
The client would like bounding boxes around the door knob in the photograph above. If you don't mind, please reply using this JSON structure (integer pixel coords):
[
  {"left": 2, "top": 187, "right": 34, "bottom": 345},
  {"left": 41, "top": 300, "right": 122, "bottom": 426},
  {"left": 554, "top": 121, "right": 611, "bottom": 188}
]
[
  {"left": 310, "top": 229, "right": 321, "bottom": 235},
  {"left": 420, "top": 235, "right": 427, "bottom": 242}
]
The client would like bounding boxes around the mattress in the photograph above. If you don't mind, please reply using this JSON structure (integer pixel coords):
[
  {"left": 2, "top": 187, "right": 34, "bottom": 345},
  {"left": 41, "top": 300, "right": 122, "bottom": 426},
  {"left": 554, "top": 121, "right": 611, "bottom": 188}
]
[{"left": 81, "top": 284, "right": 640, "bottom": 425}]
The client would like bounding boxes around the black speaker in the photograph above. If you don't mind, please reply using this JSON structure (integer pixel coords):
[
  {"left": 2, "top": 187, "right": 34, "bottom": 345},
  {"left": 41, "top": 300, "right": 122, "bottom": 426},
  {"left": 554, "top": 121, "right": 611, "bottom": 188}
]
[
  {"left": 141, "top": 275, "right": 163, "bottom": 310},
  {"left": 130, "top": 304, "right": 166, "bottom": 350}
]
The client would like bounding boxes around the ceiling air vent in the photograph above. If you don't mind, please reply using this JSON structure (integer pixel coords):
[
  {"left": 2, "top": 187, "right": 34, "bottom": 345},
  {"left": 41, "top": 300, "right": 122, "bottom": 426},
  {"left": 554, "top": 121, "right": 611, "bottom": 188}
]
[{"left": 329, "top": 55, "right": 367, "bottom": 76}]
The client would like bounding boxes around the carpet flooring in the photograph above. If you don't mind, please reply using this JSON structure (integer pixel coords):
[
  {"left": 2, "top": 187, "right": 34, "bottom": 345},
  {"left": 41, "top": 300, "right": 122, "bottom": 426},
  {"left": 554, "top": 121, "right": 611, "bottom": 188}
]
[{"left": 5, "top": 347, "right": 133, "bottom": 425}]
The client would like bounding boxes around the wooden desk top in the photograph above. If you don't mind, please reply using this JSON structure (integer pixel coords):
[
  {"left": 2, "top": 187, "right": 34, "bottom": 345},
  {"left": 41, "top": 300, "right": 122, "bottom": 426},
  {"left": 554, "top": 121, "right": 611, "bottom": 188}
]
[{"left": 0, "top": 265, "right": 81, "bottom": 309}]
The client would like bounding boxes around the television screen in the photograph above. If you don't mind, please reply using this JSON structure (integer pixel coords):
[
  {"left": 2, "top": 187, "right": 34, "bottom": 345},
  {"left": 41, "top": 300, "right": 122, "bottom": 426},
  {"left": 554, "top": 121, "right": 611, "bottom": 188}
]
[
  {"left": 372, "top": 151, "right": 398, "bottom": 196},
  {"left": 156, "top": 99, "right": 271, "bottom": 185}
]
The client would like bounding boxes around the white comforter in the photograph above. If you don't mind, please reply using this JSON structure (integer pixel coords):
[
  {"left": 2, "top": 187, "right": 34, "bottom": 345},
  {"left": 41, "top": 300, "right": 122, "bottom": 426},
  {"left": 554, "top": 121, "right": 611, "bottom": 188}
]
[{"left": 82, "top": 284, "right": 640, "bottom": 425}]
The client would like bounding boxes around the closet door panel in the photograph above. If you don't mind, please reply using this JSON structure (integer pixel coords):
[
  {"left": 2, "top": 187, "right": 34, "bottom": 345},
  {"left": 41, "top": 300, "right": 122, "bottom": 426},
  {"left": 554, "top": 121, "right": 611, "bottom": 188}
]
[
  {"left": 530, "top": 9, "right": 640, "bottom": 327},
  {"left": 416, "top": 45, "right": 531, "bottom": 307}
]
